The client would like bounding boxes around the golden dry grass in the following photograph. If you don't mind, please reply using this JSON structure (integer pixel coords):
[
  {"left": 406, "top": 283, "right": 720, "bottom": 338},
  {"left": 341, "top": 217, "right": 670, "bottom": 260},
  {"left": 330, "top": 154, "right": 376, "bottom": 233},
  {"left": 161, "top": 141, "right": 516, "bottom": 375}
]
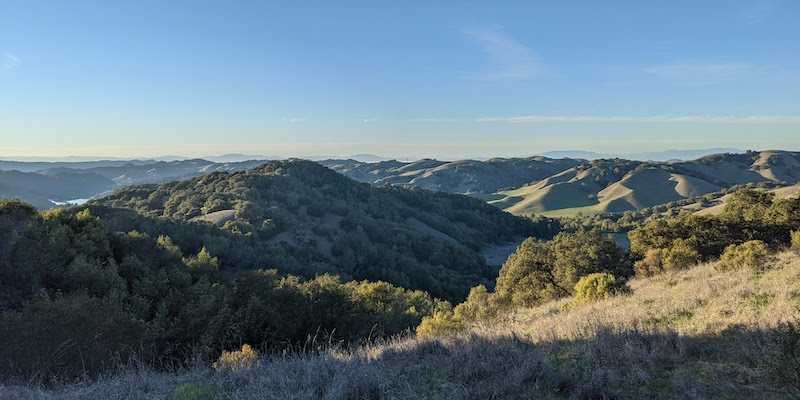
[{"left": 507, "top": 251, "right": 800, "bottom": 341}]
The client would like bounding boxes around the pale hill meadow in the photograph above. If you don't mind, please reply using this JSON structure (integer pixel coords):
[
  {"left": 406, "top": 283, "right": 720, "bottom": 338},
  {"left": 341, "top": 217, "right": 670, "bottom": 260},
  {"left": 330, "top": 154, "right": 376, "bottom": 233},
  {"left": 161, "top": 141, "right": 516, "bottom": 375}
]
[
  {"left": 5, "top": 251, "right": 799, "bottom": 400},
  {"left": 492, "top": 151, "right": 800, "bottom": 217}
]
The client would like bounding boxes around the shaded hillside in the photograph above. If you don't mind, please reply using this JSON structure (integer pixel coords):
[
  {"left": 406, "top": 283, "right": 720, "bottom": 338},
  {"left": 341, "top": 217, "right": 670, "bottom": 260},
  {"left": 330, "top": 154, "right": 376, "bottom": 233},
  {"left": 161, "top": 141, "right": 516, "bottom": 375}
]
[
  {"left": 0, "top": 159, "right": 265, "bottom": 209},
  {"left": 0, "top": 170, "right": 115, "bottom": 209},
  {"left": 0, "top": 159, "right": 155, "bottom": 173},
  {"left": 320, "top": 157, "right": 581, "bottom": 196},
  {"left": 93, "top": 160, "right": 553, "bottom": 300},
  {"left": 43, "top": 159, "right": 265, "bottom": 186},
  {"left": 493, "top": 151, "right": 800, "bottom": 216}
]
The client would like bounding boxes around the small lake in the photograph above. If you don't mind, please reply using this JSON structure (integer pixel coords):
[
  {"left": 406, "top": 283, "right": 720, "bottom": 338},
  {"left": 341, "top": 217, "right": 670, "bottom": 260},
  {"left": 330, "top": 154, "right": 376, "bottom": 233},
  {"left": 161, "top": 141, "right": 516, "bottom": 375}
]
[{"left": 49, "top": 198, "right": 90, "bottom": 206}]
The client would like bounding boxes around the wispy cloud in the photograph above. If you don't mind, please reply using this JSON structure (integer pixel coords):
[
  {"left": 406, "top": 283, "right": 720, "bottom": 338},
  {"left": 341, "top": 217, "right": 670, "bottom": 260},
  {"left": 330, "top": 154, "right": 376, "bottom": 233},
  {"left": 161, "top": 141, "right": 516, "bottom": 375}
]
[
  {"left": 282, "top": 117, "right": 306, "bottom": 124},
  {"left": 740, "top": 0, "right": 776, "bottom": 24},
  {"left": 644, "top": 62, "right": 755, "bottom": 86},
  {"left": 2, "top": 53, "right": 21, "bottom": 70},
  {"left": 409, "top": 117, "right": 465, "bottom": 123},
  {"left": 463, "top": 27, "right": 547, "bottom": 81},
  {"left": 476, "top": 115, "right": 800, "bottom": 124}
]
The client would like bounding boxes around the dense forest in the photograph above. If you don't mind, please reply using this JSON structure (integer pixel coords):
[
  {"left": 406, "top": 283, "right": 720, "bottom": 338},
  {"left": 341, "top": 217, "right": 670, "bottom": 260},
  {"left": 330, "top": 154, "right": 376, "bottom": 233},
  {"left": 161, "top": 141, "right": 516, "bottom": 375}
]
[
  {"left": 0, "top": 200, "right": 444, "bottom": 381},
  {"left": 0, "top": 160, "right": 559, "bottom": 382},
  {"left": 93, "top": 160, "right": 556, "bottom": 300}
]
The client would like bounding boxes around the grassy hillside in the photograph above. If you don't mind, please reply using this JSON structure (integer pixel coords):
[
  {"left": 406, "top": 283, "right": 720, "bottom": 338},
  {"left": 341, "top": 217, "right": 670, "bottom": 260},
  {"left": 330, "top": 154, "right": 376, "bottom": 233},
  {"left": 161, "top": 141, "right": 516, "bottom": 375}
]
[
  {"left": 320, "top": 157, "right": 582, "bottom": 196},
  {"left": 10, "top": 252, "right": 798, "bottom": 399},
  {"left": 494, "top": 151, "right": 800, "bottom": 216}
]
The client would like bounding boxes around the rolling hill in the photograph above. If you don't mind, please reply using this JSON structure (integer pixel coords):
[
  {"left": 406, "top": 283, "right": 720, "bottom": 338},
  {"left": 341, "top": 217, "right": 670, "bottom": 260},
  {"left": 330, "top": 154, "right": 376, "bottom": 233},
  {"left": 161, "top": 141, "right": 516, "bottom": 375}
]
[
  {"left": 92, "top": 159, "right": 553, "bottom": 300},
  {"left": 319, "top": 156, "right": 582, "bottom": 196},
  {"left": 323, "top": 151, "right": 800, "bottom": 217},
  {"left": 475, "top": 151, "right": 800, "bottom": 216}
]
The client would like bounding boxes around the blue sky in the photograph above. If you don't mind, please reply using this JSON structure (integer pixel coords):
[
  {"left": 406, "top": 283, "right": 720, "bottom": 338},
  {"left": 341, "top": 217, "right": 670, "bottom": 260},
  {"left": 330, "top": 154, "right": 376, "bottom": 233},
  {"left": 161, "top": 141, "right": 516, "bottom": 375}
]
[{"left": 1, "top": 0, "right": 799, "bottom": 159}]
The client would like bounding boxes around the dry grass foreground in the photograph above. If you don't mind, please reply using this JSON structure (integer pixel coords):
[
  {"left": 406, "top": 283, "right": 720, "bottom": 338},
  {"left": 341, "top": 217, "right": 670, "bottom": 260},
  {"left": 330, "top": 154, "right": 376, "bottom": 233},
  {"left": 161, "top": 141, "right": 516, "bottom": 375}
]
[{"left": 4, "top": 252, "right": 800, "bottom": 400}]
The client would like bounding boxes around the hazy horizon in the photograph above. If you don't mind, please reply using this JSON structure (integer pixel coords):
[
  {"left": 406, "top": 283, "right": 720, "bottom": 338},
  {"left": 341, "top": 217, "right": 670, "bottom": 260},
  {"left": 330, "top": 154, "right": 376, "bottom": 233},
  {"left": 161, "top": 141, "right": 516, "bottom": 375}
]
[
  {"left": 0, "top": 146, "right": 789, "bottom": 164},
  {"left": 2, "top": 1, "right": 799, "bottom": 157}
]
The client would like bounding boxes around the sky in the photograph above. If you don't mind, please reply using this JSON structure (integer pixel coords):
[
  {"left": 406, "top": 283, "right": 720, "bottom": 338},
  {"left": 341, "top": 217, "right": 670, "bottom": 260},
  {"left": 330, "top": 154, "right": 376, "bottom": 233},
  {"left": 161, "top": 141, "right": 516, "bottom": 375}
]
[{"left": 1, "top": 0, "right": 799, "bottom": 160}]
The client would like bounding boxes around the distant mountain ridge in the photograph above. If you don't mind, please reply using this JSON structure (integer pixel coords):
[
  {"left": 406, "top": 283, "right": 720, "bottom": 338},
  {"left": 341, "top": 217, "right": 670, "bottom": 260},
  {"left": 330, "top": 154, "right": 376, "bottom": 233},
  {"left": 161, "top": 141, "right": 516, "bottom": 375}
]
[
  {"left": 540, "top": 148, "right": 742, "bottom": 161},
  {"left": 319, "top": 157, "right": 582, "bottom": 196},
  {"left": 322, "top": 150, "right": 800, "bottom": 216},
  {"left": 0, "top": 159, "right": 265, "bottom": 208},
  {"left": 1, "top": 150, "right": 798, "bottom": 217}
]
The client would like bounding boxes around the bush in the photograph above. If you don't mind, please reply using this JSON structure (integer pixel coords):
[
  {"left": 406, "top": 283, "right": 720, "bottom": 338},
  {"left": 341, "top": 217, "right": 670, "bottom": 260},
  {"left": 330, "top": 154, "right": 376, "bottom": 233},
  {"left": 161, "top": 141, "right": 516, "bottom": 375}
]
[
  {"left": 415, "top": 313, "right": 464, "bottom": 338},
  {"left": 634, "top": 239, "right": 699, "bottom": 277},
  {"left": 664, "top": 239, "right": 700, "bottom": 271},
  {"left": 452, "top": 285, "right": 497, "bottom": 322},
  {"left": 634, "top": 248, "right": 667, "bottom": 277},
  {"left": 212, "top": 344, "right": 259, "bottom": 372},
  {"left": 416, "top": 307, "right": 465, "bottom": 338},
  {"left": 791, "top": 230, "right": 800, "bottom": 253},
  {"left": 573, "top": 273, "right": 627, "bottom": 304},
  {"left": 494, "top": 230, "right": 631, "bottom": 308},
  {"left": 716, "top": 240, "right": 772, "bottom": 272}
]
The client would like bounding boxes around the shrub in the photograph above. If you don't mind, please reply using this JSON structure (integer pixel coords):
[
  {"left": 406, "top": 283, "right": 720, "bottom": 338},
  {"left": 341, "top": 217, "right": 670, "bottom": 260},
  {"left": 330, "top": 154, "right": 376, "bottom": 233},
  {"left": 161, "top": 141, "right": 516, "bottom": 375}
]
[
  {"left": 716, "top": 240, "right": 772, "bottom": 272},
  {"left": 494, "top": 231, "right": 631, "bottom": 308},
  {"left": 634, "top": 248, "right": 667, "bottom": 277},
  {"left": 791, "top": 230, "right": 800, "bottom": 253},
  {"left": 663, "top": 239, "right": 700, "bottom": 270},
  {"left": 184, "top": 246, "right": 219, "bottom": 272},
  {"left": 573, "top": 273, "right": 627, "bottom": 304},
  {"left": 452, "top": 285, "right": 497, "bottom": 322},
  {"left": 212, "top": 344, "right": 259, "bottom": 372},
  {"left": 416, "top": 309, "right": 465, "bottom": 338},
  {"left": 634, "top": 239, "right": 699, "bottom": 277}
]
